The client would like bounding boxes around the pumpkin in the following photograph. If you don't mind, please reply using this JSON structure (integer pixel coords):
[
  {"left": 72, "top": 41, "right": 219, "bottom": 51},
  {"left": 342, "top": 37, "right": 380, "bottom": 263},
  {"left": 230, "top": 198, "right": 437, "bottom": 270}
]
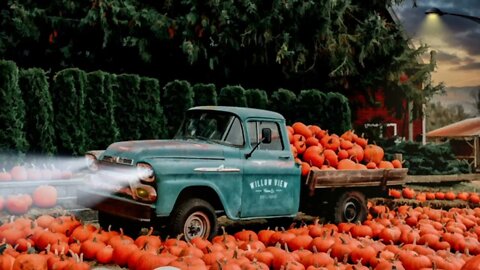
[
  {"left": 320, "top": 135, "right": 340, "bottom": 151},
  {"left": 12, "top": 253, "right": 47, "bottom": 270},
  {"left": 337, "top": 159, "right": 357, "bottom": 170},
  {"left": 26, "top": 165, "right": 41, "bottom": 181},
  {"left": 35, "top": 215, "right": 55, "bottom": 229},
  {"left": 323, "top": 149, "right": 338, "bottom": 168},
  {"left": 80, "top": 237, "right": 106, "bottom": 260},
  {"left": 292, "top": 122, "right": 313, "bottom": 138},
  {"left": 96, "top": 245, "right": 114, "bottom": 264},
  {"left": 32, "top": 185, "right": 57, "bottom": 208},
  {"left": 401, "top": 187, "right": 415, "bottom": 199},
  {"left": 10, "top": 166, "right": 27, "bottom": 181},
  {"left": 302, "top": 146, "right": 325, "bottom": 168},
  {"left": 363, "top": 145, "right": 384, "bottom": 164},
  {"left": 378, "top": 161, "right": 394, "bottom": 169},
  {"left": 0, "top": 169, "right": 12, "bottom": 181},
  {"left": 292, "top": 134, "right": 307, "bottom": 154},
  {"left": 5, "top": 195, "right": 31, "bottom": 215},
  {"left": 391, "top": 159, "right": 402, "bottom": 168},
  {"left": 0, "top": 244, "right": 15, "bottom": 270}
]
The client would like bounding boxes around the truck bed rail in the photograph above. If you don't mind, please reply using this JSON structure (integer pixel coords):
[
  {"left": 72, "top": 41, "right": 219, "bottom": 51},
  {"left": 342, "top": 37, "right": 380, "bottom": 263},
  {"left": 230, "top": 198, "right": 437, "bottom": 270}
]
[{"left": 306, "top": 168, "right": 408, "bottom": 191}]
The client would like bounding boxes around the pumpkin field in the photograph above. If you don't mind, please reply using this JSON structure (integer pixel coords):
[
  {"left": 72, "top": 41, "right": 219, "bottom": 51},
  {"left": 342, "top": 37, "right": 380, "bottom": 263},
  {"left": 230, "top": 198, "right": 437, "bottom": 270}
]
[{"left": 1, "top": 176, "right": 480, "bottom": 270}]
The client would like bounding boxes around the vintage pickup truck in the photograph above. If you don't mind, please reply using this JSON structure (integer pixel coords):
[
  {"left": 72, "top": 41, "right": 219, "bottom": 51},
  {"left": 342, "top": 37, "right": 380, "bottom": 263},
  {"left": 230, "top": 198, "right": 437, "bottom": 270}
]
[{"left": 77, "top": 106, "right": 407, "bottom": 240}]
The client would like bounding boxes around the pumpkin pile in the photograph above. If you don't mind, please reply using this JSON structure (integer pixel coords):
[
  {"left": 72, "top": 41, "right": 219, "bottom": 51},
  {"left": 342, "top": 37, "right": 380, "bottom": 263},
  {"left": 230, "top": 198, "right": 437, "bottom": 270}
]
[
  {"left": 389, "top": 187, "right": 480, "bottom": 204},
  {"left": 287, "top": 122, "right": 402, "bottom": 177},
  {"left": 4, "top": 205, "right": 480, "bottom": 269},
  {"left": 0, "top": 185, "right": 58, "bottom": 216},
  {"left": 0, "top": 164, "right": 73, "bottom": 182}
]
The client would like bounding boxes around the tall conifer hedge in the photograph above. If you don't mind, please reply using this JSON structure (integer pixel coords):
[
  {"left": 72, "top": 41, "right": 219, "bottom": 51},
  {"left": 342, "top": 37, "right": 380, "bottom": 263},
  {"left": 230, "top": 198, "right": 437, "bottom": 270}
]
[
  {"left": 51, "top": 68, "right": 87, "bottom": 155},
  {"left": 246, "top": 89, "right": 268, "bottom": 109},
  {"left": 138, "top": 77, "right": 167, "bottom": 139},
  {"left": 193, "top": 83, "right": 217, "bottom": 106},
  {"left": 269, "top": 88, "right": 298, "bottom": 124},
  {"left": 218, "top": 85, "right": 247, "bottom": 107},
  {"left": 114, "top": 74, "right": 142, "bottom": 141},
  {"left": 0, "top": 60, "right": 28, "bottom": 156},
  {"left": 19, "top": 68, "right": 56, "bottom": 154},
  {"left": 325, "top": 92, "right": 352, "bottom": 134},
  {"left": 85, "top": 71, "right": 119, "bottom": 150},
  {"left": 296, "top": 89, "right": 327, "bottom": 127},
  {"left": 163, "top": 80, "right": 194, "bottom": 138}
]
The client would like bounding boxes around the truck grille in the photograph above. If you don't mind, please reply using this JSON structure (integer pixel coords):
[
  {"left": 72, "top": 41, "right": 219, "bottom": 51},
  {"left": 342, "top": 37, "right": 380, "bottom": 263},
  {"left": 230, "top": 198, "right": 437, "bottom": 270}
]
[{"left": 102, "top": 155, "right": 134, "bottom": 166}]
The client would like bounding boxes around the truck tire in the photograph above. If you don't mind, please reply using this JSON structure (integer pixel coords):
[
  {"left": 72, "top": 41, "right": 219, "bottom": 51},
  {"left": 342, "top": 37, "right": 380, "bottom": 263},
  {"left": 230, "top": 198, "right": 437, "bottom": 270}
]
[
  {"left": 169, "top": 198, "right": 218, "bottom": 241},
  {"left": 332, "top": 191, "right": 367, "bottom": 224}
]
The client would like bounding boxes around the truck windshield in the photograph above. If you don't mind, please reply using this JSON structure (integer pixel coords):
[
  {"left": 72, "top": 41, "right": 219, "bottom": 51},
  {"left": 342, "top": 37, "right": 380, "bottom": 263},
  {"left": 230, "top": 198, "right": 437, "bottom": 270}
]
[{"left": 174, "top": 110, "right": 244, "bottom": 146}]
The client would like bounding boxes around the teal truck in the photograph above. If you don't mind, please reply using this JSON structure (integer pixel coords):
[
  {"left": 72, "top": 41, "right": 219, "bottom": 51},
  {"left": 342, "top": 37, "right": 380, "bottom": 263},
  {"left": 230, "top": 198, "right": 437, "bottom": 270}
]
[{"left": 77, "top": 106, "right": 407, "bottom": 240}]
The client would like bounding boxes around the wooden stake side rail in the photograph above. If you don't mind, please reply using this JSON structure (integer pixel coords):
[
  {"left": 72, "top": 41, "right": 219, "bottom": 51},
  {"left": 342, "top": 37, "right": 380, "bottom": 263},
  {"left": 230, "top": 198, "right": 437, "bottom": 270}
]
[{"left": 306, "top": 168, "right": 409, "bottom": 190}]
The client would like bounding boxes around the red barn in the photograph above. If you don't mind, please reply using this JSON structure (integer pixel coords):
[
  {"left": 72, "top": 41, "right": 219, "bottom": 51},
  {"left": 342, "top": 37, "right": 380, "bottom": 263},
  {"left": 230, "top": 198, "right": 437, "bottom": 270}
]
[{"left": 351, "top": 89, "right": 423, "bottom": 141}]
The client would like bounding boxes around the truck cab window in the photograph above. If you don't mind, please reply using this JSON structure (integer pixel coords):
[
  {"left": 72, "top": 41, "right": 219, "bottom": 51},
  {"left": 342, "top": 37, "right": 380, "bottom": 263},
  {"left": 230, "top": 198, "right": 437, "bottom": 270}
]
[
  {"left": 175, "top": 110, "right": 244, "bottom": 147},
  {"left": 224, "top": 117, "right": 244, "bottom": 146},
  {"left": 247, "top": 121, "right": 283, "bottom": 150}
]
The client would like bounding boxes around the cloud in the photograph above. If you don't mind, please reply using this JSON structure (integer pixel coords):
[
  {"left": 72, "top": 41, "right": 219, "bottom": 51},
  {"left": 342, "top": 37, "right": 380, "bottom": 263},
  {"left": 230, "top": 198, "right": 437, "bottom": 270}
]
[
  {"left": 454, "top": 62, "right": 480, "bottom": 70},
  {"left": 435, "top": 51, "right": 463, "bottom": 64},
  {"left": 448, "top": 31, "right": 480, "bottom": 56}
]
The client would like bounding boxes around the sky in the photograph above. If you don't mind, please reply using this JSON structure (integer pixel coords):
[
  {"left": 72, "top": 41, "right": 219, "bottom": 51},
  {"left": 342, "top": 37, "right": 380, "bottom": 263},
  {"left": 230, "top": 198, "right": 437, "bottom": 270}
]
[{"left": 393, "top": 0, "right": 480, "bottom": 115}]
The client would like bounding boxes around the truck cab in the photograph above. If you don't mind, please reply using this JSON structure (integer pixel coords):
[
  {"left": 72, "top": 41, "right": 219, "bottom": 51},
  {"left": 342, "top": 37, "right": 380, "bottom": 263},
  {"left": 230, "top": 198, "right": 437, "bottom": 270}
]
[{"left": 78, "top": 106, "right": 301, "bottom": 240}]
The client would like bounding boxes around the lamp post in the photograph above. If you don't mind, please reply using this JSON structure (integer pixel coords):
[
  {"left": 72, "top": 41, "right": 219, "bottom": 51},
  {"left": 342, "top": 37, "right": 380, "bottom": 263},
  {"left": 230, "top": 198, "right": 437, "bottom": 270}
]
[{"left": 425, "top": 8, "right": 480, "bottom": 24}]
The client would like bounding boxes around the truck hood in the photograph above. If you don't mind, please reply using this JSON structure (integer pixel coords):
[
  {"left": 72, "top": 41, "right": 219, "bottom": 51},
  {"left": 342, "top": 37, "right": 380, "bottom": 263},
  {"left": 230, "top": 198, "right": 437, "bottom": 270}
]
[{"left": 101, "top": 140, "right": 225, "bottom": 162}]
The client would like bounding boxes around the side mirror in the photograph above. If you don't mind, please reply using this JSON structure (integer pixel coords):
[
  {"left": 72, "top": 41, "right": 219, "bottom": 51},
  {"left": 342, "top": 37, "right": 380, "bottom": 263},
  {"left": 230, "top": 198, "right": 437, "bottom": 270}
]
[
  {"left": 245, "top": 128, "right": 272, "bottom": 159},
  {"left": 261, "top": 128, "right": 272, "bottom": 144}
]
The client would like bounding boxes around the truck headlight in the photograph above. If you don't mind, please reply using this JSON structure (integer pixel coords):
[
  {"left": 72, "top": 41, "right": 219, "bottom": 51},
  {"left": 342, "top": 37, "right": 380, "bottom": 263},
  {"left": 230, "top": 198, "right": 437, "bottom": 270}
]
[
  {"left": 85, "top": 153, "right": 98, "bottom": 171},
  {"left": 136, "top": 163, "right": 155, "bottom": 182}
]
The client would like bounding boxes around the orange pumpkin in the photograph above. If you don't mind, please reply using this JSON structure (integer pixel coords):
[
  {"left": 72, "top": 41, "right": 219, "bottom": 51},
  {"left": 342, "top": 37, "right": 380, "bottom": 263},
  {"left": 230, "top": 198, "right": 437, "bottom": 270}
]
[
  {"left": 391, "top": 159, "right": 402, "bottom": 168},
  {"left": 10, "top": 166, "right": 27, "bottom": 181},
  {"left": 320, "top": 135, "right": 340, "bottom": 151},
  {"left": 5, "top": 195, "right": 31, "bottom": 215},
  {"left": 12, "top": 253, "right": 47, "bottom": 270},
  {"left": 302, "top": 146, "right": 325, "bottom": 168},
  {"left": 308, "top": 125, "right": 325, "bottom": 139},
  {"left": 292, "top": 122, "right": 313, "bottom": 138},
  {"left": 292, "top": 134, "right": 307, "bottom": 155},
  {"left": 363, "top": 145, "right": 384, "bottom": 164},
  {"left": 337, "top": 159, "right": 357, "bottom": 170},
  {"left": 32, "top": 185, "right": 57, "bottom": 208},
  {"left": 0, "top": 169, "right": 12, "bottom": 181},
  {"left": 378, "top": 161, "right": 394, "bottom": 169},
  {"left": 323, "top": 149, "right": 338, "bottom": 168}
]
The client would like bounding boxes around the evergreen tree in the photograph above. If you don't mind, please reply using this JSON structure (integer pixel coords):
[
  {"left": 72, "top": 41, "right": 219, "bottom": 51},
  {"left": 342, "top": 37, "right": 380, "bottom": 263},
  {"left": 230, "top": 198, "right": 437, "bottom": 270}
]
[
  {"left": 163, "top": 80, "right": 194, "bottom": 138},
  {"left": 218, "top": 85, "right": 247, "bottom": 107},
  {"left": 85, "top": 71, "right": 119, "bottom": 149},
  {"left": 51, "top": 68, "right": 87, "bottom": 155},
  {"left": 19, "top": 68, "right": 56, "bottom": 154},
  {"left": 0, "top": 60, "right": 28, "bottom": 155}
]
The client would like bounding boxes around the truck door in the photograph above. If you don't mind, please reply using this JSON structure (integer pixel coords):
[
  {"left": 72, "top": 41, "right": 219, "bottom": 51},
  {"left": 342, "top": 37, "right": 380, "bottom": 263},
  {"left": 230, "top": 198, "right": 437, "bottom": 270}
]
[{"left": 241, "top": 120, "right": 300, "bottom": 217}]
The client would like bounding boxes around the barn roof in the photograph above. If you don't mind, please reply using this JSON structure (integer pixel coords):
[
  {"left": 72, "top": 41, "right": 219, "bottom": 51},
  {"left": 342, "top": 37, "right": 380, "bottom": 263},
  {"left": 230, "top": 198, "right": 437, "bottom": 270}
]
[{"left": 426, "top": 117, "right": 480, "bottom": 138}]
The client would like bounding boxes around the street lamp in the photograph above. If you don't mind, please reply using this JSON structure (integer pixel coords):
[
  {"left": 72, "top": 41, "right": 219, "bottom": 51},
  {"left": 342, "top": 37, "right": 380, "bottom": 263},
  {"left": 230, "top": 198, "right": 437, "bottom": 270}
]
[{"left": 425, "top": 8, "right": 480, "bottom": 24}]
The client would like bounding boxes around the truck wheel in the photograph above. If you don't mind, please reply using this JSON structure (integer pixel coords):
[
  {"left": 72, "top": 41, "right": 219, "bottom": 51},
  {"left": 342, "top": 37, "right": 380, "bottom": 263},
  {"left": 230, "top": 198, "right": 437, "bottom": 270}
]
[
  {"left": 169, "top": 198, "right": 218, "bottom": 241},
  {"left": 333, "top": 191, "right": 367, "bottom": 224}
]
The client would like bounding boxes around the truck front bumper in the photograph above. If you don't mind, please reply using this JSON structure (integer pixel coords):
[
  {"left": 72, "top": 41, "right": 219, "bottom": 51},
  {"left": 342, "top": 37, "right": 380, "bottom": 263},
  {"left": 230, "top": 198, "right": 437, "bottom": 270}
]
[{"left": 77, "top": 188, "right": 155, "bottom": 222}]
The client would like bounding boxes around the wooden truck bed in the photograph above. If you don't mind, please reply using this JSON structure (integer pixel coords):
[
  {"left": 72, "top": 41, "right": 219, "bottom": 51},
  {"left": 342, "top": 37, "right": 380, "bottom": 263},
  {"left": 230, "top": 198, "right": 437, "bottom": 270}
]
[{"left": 305, "top": 168, "right": 408, "bottom": 191}]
